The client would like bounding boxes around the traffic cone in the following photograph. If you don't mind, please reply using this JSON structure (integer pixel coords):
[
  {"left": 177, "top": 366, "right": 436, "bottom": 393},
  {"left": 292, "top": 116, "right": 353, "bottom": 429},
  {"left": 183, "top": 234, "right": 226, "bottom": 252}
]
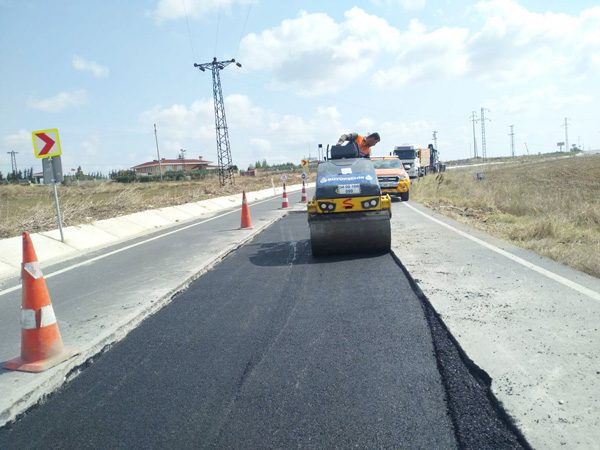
[
  {"left": 3, "top": 232, "right": 79, "bottom": 373},
  {"left": 281, "top": 182, "right": 290, "bottom": 208},
  {"left": 300, "top": 180, "right": 307, "bottom": 203},
  {"left": 240, "top": 191, "right": 253, "bottom": 229}
]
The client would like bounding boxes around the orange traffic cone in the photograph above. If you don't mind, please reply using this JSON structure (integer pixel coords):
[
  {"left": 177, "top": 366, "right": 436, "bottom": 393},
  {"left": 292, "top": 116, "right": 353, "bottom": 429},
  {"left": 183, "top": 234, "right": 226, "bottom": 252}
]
[
  {"left": 281, "top": 183, "right": 290, "bottom": 209},
  {"left": 240, "top": 191, "right": 253, "bottom": 229},
  {"left": 300, "top": 180, "right": 307, "bottom": 203},
  {"left": 3, "top": 232, "right": 79, "bottom": 373}
]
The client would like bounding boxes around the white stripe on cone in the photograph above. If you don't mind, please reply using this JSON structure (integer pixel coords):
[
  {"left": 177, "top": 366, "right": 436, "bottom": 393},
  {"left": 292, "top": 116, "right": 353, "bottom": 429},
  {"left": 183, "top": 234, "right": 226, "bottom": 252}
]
[
  {"left": 24, "top": 261, "right": 43, "bottom": 279},
  {"left": 21, "top": 305, "right": 57, "bottom": 329}
]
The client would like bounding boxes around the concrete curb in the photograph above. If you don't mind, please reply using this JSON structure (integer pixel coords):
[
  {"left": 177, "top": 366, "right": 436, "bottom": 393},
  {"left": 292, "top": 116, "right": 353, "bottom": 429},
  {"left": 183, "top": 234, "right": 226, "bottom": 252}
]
[{"left": 0, "top": 183, "right": 313, "bottom": 282}]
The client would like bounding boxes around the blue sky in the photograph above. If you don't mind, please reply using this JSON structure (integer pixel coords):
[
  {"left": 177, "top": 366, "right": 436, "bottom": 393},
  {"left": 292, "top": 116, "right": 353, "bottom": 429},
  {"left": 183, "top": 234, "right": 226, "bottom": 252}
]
[{"left": 1, "top": 0, "right": 599, "bottom": 175}]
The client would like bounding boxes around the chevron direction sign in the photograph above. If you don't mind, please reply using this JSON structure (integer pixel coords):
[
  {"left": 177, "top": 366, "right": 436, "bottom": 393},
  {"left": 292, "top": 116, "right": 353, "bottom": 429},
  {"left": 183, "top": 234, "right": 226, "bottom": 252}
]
[{"left": 32, "top": 128, "right": 62, "bottom": 158}]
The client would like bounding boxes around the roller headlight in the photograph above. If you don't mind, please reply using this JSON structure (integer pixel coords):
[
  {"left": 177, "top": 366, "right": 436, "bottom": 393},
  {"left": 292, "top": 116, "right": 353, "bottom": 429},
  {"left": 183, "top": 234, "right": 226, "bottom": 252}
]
[
  {"left": 361, "top": 198, "right": 379, "bottom": 209},
  {"left": 319, "top": 202, "right": 336, "bottom": 212}
]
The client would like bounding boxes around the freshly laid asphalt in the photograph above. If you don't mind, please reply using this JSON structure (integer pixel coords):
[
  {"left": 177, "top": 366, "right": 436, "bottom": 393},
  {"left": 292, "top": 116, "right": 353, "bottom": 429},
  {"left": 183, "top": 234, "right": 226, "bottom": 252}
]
[
  {"left": 0, "top": 212, "right": 527, "bottom": 449},
  {"left": 1, "top": 181, "right": 599, "bottom": 448}
]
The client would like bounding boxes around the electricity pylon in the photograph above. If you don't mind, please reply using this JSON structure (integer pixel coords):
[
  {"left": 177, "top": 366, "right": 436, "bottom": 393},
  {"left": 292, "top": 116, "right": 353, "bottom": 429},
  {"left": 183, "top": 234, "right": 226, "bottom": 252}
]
[
  {"left": 7, "top": 151, "right": 18, "bottom": 176},
  {"left": 194, "top": 57, "right": 242, "bottom": 187},
  {"left": 469, "top": 111, "right": 479, "bottom": 158},
  {"left": 481, "top": 107, "right": 490, "bottom": 161},
  {"left": 509, "top": 125, "right": 515, "bottom": 157},
  {"left": 562, "top": 118, "right": 570, "bottom": 153}
]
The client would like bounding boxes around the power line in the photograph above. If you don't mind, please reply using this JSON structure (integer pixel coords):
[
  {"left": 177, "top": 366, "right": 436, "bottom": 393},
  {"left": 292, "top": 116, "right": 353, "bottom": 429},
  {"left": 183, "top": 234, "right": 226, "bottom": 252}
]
[
  {"left": 181, "top": 0, "right": 196, "bottom": 62},
  {"left": 234, "top": 0, "right": 253, "bottom": 59},
  {"left": 214, "top": 0, "right": 222, "bottom": 57}
]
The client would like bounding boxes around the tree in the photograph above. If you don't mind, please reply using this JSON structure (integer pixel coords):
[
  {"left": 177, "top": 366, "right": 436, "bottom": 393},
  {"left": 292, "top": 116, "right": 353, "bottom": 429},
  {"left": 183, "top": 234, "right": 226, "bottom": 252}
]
[
  {"left": 261, "top": 159, "right": 269, "bottom": 169},
  {"left": 255, "top": 160, "right": 262, "bottom": 169},
  {"left": 75, "top": 166, "right": 84, "bottom": 180}
]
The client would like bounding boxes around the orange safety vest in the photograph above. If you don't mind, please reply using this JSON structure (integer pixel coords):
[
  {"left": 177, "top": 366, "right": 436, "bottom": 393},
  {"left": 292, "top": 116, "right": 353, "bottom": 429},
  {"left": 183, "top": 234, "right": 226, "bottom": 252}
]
[{"left": 355, "top": 135, "right": 371, "bottom": 157}]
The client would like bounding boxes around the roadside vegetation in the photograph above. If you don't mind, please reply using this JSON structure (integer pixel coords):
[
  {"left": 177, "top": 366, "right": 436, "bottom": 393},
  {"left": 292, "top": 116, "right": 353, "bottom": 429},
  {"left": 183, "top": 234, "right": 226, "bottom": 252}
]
[
  {"left": 411, "top": 152, "right": 600, "bottom": 278},
  {"left": 0, "top": 170, "right": 313, "bottom": 240},
  {"left": 2, "top": 153, "right": 599, "bottom": 279}
]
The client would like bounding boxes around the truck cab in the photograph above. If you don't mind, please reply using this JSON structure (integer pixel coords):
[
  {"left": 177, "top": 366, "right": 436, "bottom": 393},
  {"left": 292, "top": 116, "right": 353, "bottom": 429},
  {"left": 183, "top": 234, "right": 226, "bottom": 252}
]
[{"left": 392, "top": 145, "right": 421, "bottom": 179}]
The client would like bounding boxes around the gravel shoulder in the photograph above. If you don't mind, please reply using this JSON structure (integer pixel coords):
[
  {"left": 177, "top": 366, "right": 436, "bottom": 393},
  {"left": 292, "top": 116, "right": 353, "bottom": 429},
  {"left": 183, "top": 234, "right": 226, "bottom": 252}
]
[{"left": 390, "top": 200, "right": 600, "bottom": 450}]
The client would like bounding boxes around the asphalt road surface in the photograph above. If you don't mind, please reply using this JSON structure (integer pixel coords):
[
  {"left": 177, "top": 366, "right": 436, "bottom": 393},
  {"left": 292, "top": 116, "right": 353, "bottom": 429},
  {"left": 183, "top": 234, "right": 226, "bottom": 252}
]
[{"left": 0, "top": 211, "right": 529, "bottom": 449}]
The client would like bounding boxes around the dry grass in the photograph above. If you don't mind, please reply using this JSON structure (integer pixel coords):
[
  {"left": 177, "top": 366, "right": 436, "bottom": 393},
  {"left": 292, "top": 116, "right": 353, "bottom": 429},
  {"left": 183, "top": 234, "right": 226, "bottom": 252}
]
[
  {"left": 0, "top": 171, "right": 313, "bottom": 239},
  {"left": 411, "top": 153, "right": 600, "bottom": 278},
  {"left": 4, "top": 156, "right": 600, "bottom": 278}
]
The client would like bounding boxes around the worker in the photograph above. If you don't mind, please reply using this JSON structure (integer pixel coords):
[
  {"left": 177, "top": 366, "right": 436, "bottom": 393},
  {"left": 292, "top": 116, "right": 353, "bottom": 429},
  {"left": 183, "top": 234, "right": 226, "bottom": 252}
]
[{"left": 337, "top": 132, "right": 380, "bottom": 158}]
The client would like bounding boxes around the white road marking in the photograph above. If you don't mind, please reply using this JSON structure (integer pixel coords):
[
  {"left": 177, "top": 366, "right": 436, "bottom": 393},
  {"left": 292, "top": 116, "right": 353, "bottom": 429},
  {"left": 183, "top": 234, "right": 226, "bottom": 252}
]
[
  {"left": 403, "top": 202, "right": 600, "bottom": 302},
  {"left": 0, "top": 196, "right": 286, "bottom": 297}
]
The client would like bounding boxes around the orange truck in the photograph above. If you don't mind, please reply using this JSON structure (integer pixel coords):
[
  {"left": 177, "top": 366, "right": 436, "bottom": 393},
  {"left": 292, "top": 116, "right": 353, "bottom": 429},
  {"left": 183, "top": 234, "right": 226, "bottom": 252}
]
[{"left": 371, "top": 156, "right": 411, "bottom": 201}]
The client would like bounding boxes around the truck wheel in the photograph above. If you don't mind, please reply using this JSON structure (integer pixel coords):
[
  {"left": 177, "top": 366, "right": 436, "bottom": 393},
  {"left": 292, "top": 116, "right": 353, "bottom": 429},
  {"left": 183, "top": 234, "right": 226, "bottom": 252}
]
[{"left": 401, "top": 191, "right": 409, "bottom": 201}]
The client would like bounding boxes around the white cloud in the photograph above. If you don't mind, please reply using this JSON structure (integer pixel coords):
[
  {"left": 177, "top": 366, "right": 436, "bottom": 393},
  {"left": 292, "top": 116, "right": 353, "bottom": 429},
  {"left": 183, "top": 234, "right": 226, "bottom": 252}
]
[
  {"left": 392, "top": 0, "right": 426, "bottom": 10},
  {"left": 27, "top": 89, "right": 89, "bottom": 113},
  {"left": 265, "top": 105, "right": 345, "bottom": 148},
  {"left": 239, "top": 8, "right": 401, "bottom": 95},
  {"left": 136, "top": 93, "right": 438, "bottom": 165},
  {"left": 376, "top": 119, "right": 433, "bottom": 151},
  {"left": 373, "top": 19, "right": 469, "bottom": 87},
  {"left": 460, "top": 0, "right": 600, "bottom": 86},
  {"left": 370, "top": 0, "right": 426, "bottom": 10},
  {"left": 356, "top": 117, "right": 377, "bottom": 132},
  {"left": 81, "top": 135, "right": 100, "bottom": 156},
  {"left": 149, "top": 0, "right": 252, "bottom": 24},
  {"left": 224, "top": 94, "right": 264, "bottom": 128},
  {"left": 138, "top": 95, "right": 266, "bottom": 158},
  {"left": 72, "top": 55, "right": 109, "bottom": 78},
  {"left": 1, "top": 129, "right": 31, "bottom": 151},
  {"left": 486, "top": 85, "right": 592, "bottom": 117},
  {"left": 248, "top": 138, "right": 272, "bottom": 163},
  {"left": 139, "top": 99, "right": 213, "bottom": 149},
  {"left": 373, "top": 1, "right": 600, "bottom": 89}
]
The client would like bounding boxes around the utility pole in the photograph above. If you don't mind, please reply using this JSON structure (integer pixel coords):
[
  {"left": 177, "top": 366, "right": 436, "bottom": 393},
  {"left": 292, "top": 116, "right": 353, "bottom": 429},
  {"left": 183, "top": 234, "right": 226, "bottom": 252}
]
[
  {"left": 154, "top": 124, "right": 163, "bottom": 180},
  {"left": 469, "top": 111, "right": 479, "bottom": 158},
  {"left": 481, "top": 107, "right": 490, "bottom": 161},
  {"left": 194, "top": 57, "right": 242, "bottom": 187},
  {"left": 7, "top": 151, "right": 18, "bottom": 178},
  {"left": 509, "top": 125, "right": 515, "bottom": 157},
  {"left": 432, "top": 130, "right": 438, "bottom": 150},
  {"left": 562, "top": 117, "right": 570, "bottom": 152}
]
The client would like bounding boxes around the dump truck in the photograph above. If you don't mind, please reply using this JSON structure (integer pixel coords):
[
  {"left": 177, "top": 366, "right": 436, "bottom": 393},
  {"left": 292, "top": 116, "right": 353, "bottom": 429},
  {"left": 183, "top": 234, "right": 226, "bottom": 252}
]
[
  {"left": 428, "top": 144, "right": 446, "bottom": 173},
  {"left": 392, "top": 144, "right": 444, "bottom": 177},
  {"left": 307, "top": 144, "right": 392, "bottom": 256},
  {"left": 392, "top": 145, "right": 422, "bottom": 178}
]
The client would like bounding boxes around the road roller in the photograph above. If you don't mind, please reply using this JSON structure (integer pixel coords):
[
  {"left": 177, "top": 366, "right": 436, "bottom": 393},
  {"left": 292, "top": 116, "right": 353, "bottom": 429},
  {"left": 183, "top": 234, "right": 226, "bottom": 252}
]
[{"left": 307, "top": 144, "right": 392, "bottom": 256}]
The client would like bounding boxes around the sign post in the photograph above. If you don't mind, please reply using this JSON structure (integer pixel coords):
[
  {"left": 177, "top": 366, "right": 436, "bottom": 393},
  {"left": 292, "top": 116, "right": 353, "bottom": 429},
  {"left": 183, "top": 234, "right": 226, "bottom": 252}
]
[{"left": 32, "top": 129, "right": 64, "bottom": 242}]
